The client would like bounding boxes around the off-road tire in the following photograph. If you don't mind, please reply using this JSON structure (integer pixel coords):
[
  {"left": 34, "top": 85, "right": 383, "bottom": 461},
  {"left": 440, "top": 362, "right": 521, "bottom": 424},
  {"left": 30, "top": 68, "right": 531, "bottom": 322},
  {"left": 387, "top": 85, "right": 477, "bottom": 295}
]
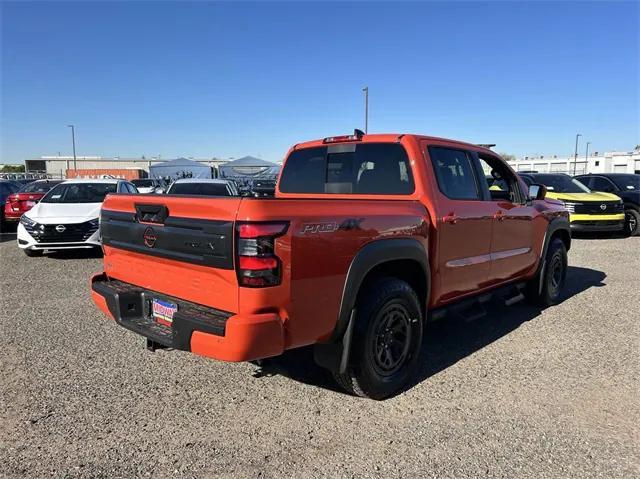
[
  {"left": 525, "top": 238, "right": 567, "bottom": 307},
  {"left": 333, "top": 277, "right": 423, "bottom": 400}
]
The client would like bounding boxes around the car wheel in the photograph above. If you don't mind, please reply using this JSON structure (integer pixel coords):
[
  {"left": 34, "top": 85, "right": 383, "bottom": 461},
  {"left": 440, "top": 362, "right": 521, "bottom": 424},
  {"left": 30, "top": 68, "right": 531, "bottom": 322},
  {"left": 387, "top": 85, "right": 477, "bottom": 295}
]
[
  {"left": 24, "top": 248, "right": 43, "bottom": 257},
  {"left": 333, "top": 277, "right": 423, "bottom": 400},
  {"left": 625, "top": 209, "right": 640, "bottom": 237},
  {"left": 526, "top": 238, "right": 567, "bottom": 307}
]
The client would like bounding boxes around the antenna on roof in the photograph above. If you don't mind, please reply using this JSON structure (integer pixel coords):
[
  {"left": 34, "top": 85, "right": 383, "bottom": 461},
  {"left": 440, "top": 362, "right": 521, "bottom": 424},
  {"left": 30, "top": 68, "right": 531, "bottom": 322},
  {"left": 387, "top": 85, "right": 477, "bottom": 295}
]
[{"left": 477, "top": 143, "right": 496, "bottom": 149}]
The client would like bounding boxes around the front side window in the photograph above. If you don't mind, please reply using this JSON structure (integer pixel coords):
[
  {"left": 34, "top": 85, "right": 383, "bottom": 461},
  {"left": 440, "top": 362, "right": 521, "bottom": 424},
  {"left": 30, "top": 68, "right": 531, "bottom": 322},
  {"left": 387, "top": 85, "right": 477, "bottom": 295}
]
[
  {"left": 588, "top": 177, "right": 616, "bottom": 192},
  {"left": 428, "top": 147, "right": 480, "bottom": 200},
  {"left": 279, "top": 143, "right": 415, "bottom": 195},
  {"left": 41, "top": 183, "right": 117, "bottom": 203}
]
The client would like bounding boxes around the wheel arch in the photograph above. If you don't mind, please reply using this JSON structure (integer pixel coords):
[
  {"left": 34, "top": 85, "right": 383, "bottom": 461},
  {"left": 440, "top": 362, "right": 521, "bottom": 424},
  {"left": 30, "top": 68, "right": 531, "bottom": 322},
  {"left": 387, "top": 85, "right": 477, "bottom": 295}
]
[{"left": 313, "top": 238, "right": 429, "bottom": 373}]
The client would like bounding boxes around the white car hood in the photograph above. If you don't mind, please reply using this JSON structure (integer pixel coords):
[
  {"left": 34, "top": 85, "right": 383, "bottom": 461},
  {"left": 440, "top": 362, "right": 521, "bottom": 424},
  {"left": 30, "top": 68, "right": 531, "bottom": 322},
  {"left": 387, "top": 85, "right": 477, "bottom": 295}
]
[{"left": 26, "top": 202, "right": 102, "bottom": 224}]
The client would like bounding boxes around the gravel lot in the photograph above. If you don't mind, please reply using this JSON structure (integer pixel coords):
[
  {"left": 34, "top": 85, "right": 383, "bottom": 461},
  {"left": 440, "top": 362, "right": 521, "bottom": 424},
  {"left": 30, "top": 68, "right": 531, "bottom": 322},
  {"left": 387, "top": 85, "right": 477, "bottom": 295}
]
[{"left": 1, "top": 232, "right": 638, "bottom": 478}]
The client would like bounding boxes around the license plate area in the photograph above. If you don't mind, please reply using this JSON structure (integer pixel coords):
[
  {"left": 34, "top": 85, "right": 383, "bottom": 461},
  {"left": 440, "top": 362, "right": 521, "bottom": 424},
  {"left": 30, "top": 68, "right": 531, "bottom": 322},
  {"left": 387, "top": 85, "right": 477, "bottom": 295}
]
[{"left": 151, "top": 298, "right": 178, "bottom": 327}]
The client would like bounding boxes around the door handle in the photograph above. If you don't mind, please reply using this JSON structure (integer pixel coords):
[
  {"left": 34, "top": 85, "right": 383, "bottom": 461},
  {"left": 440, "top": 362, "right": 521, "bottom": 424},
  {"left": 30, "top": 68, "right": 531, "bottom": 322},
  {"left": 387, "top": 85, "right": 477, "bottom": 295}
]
[
  {"left": 494, "top": 210, "right": 506, "bottom": 221},
  {"left": 442, "top": 214, "right": 459, "bottom": 224}
]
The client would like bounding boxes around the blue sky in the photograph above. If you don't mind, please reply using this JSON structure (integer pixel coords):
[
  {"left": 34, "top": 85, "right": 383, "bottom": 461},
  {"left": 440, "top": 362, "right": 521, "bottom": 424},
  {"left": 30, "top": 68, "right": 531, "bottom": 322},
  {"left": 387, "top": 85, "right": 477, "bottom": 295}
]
[{"left": 2, "top": 1, "right": 638, "bottom": 164}]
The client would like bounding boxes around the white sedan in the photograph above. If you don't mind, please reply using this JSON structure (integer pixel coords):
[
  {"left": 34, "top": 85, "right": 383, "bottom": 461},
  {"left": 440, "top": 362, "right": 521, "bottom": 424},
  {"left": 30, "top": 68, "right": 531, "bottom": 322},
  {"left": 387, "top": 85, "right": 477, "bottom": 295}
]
[{"left": 17, "top": 178, "right": 138, "bottom": 256}]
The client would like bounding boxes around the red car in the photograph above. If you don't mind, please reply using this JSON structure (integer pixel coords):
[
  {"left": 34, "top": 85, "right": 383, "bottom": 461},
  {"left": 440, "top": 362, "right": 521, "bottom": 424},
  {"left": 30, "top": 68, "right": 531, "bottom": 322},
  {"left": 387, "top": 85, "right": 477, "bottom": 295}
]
[{"left": 3, "top": 180, "right": 63, "bottom": 222}]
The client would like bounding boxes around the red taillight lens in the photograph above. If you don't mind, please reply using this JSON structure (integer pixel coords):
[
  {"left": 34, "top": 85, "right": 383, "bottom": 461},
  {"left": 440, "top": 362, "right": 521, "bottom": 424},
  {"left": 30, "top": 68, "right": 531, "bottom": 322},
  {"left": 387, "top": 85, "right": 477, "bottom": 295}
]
[{"left": 236, "top": 221, "right": 288, "bottom": 288}]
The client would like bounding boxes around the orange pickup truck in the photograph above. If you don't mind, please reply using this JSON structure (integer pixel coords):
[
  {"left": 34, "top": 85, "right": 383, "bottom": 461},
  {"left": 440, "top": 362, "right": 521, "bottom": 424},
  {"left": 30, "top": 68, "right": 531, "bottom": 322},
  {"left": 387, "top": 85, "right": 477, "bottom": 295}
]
[{"left": 91, "top": 131, "right": 570, "bottom": 399}]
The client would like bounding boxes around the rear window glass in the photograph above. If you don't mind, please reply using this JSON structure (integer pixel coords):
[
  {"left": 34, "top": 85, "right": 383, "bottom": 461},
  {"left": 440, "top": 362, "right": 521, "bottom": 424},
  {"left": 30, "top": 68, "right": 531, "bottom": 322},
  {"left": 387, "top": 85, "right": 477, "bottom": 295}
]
[
  {"left": 279, "top": 143, "right": 414, "bottom": 195},
  {"left": 20, "top": 181, "right": 62, "bottom": 193},
  {"left": 169, "top": 182, "right": 233, "bottom": 196}
]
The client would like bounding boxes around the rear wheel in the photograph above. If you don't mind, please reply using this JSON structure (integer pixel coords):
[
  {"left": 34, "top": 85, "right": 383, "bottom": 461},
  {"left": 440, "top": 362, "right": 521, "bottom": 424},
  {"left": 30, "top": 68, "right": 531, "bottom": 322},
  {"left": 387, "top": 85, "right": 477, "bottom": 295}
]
[
  {"left": 24, "top": 248, "right": 43, "bottom": 257},
  {"left": 625, "top": 208, "right": 640, "bottom": 236},
  {"left": 526, "top": 238, "right": 567, "bottom": 307},
  {"left": 333, "top": 278, "right": 423, "bottom": 400}
]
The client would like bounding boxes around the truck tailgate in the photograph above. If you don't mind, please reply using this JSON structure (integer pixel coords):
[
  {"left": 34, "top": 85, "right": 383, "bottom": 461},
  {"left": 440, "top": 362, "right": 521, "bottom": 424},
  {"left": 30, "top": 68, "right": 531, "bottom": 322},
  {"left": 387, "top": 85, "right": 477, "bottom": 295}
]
[{"left": 100, "top": 194, "right": 241, "bottom": 313}]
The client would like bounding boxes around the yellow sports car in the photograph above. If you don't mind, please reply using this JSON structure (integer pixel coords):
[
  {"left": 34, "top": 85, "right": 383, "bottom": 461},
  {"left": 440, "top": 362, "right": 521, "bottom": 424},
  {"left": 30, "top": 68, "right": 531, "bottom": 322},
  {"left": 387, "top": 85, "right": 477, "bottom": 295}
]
[{"left": 519, "top": 173, "right": 625, "bottom": 232}]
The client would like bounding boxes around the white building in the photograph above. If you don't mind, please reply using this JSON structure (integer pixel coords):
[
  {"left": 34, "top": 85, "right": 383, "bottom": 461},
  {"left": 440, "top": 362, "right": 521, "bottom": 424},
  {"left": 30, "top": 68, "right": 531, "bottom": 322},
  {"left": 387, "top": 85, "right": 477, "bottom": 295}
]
[{"left": 508, "top": 149, "right": 640, "bottom": 175}]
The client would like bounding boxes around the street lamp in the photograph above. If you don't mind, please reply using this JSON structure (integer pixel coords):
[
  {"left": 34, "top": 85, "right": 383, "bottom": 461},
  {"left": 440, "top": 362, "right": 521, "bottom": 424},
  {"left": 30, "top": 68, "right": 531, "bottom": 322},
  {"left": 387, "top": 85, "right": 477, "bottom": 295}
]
[
  {"left": 362, "top": 86, "right": 369, "bottom": 133},
  {"left": 573, "top": 133, "right": 581, "bottom": 175},
  {"left": 585, "top": 141, "right": 591, "bottom": 163},
  {"left": 67, "top": 125, "right": 77, "bottom": 171}
]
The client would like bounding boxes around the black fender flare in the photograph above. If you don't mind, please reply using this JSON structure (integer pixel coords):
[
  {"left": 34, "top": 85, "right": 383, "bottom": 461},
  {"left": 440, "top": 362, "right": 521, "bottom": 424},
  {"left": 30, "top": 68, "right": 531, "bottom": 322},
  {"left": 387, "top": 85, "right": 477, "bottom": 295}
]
[
  {"left": 313, "top": 238, "right": 429, "bottom": 373},
  {"left": 537, "top": 216, "right": 571, "bottom": 293}
]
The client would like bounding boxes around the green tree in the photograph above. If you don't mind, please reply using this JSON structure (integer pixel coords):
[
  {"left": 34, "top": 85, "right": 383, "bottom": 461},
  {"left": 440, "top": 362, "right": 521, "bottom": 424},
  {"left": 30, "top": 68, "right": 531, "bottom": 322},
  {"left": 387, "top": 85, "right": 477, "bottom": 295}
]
[{"left": 0, "top": 164, "right": 25, "bottom": 173}]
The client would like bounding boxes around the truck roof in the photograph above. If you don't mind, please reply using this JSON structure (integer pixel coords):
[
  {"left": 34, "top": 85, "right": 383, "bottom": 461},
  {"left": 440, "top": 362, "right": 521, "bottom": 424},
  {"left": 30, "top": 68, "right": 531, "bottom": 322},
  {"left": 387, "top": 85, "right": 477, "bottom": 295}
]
[{"left": 292, "top": 133, "right": 496, "bottom": 156}]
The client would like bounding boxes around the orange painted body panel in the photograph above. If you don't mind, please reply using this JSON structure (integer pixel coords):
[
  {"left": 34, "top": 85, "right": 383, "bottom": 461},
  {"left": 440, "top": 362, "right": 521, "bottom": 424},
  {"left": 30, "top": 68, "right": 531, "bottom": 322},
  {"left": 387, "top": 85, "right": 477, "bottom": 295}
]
[{"left": 91, "top": 133, "right": 567, "bottom": 363}]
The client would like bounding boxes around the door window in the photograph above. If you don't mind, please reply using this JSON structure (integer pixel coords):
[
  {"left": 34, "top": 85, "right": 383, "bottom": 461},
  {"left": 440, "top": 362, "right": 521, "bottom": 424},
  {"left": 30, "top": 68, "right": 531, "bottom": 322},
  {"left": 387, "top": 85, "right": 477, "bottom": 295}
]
[
  {"left": 589, "top": 177, "right": 616, "bottom": 192},
  {"left": 428, "top": 147, "right": 480, "bottom": 200},
  {"left": 478, "top": 154, "right": 523, "bottom": 203}
]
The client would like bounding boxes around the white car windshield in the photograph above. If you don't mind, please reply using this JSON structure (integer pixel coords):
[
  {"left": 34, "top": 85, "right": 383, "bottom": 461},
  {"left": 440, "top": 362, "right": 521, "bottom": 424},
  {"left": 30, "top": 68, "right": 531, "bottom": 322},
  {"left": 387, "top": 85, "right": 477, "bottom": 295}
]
[{"left": 41, "top": 183, "right": 117, "bottom": 203}]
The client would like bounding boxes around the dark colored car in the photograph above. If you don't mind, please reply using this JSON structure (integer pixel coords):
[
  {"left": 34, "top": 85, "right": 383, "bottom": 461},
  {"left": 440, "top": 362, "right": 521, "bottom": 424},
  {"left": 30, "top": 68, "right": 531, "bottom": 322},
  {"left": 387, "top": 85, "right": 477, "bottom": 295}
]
[
  {"left": 3, "top": 180, "right": 64, "bottom": 223},
  {"left": 0, "top": 179, "right": 22, "bottom": 232},
  {"left": 575, "top": 173, "right": 640, "bottom": 236}
]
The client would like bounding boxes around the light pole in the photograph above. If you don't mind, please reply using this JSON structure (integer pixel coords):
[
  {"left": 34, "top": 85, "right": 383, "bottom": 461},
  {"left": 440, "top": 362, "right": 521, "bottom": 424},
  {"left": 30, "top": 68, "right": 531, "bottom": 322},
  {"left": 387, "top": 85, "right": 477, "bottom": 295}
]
[
  {"left": 585, "top": 141, "right": 591, "bottom": 163},
  {"left": 362, "top": 86, "right": 369, "bottom": 133},
  {"left": 573, "top": 133, "right": 581, "bottom": 175},
  {"left": 67, "top": 125, "right": 77, "bottom": 171}
]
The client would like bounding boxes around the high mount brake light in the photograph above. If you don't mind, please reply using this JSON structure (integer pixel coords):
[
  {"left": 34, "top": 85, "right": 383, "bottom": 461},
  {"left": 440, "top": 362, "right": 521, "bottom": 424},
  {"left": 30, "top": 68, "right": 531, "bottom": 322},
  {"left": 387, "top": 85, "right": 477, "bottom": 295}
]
[
  {"left": 323, "top": 134, "right": 361, "bottom": 144},
  {"left": 236, "top": 221, "right": 288, "bottom": 288},
  {"left": 323, "top": 129, "right": 365, "bottom": 144}
]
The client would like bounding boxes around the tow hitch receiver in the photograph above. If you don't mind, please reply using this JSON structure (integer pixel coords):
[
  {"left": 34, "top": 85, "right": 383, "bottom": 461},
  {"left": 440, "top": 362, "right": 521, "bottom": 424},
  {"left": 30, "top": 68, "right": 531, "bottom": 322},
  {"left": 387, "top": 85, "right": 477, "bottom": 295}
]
[{"left": 146, "top": 338, "right": 168, "bottom": 352}]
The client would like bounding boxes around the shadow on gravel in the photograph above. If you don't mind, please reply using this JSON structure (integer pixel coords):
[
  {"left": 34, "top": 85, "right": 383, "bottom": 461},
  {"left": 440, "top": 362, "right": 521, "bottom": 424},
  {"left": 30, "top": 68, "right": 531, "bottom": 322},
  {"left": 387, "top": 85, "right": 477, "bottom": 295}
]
[
  {"left": 572, "top": 231, "right": 629, "bottom": 240},
  {"left": 254, "top": 266, "right": 606, "bottom": 397},
  {"left": 47, "top": 248, "right": 103, "bottom": 260},
  {"left": 0, "top": 231, "right": 17, "bottom": 243}
]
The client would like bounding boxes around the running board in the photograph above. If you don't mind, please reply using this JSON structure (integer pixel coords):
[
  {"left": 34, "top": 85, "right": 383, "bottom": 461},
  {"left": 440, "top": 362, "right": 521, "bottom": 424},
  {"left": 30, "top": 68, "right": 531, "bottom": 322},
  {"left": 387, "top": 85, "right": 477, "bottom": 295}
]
[{"left": 428, "top": 282, "right": 527, "bottom": 322}]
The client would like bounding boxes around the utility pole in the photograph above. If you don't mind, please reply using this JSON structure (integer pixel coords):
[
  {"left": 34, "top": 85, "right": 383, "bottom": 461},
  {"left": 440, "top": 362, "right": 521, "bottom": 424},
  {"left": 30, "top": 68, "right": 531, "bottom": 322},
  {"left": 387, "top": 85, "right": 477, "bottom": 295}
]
[
  {"left": 362, "top": 86, "right": 369, "bottom": 133},
  {"left": 67, "top": 125, "right": 77, "bottom": 171},
  {"left": 573, "top": 133, "right": 581, "bottom": 175}
]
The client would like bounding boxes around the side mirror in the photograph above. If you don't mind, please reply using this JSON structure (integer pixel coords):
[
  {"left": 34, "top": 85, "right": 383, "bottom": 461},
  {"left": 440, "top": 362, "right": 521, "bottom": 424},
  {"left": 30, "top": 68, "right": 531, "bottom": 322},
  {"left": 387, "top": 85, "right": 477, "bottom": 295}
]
[{"left": 529, "top": 183, "right": 547, "bottom": 200}]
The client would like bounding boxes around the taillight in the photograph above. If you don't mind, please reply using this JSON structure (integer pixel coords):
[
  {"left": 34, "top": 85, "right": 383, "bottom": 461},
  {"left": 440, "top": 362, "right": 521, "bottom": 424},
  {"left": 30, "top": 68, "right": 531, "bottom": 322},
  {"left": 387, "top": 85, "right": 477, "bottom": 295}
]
[{"left": 236, "top": 221, "right": 288, "bottom": 287}]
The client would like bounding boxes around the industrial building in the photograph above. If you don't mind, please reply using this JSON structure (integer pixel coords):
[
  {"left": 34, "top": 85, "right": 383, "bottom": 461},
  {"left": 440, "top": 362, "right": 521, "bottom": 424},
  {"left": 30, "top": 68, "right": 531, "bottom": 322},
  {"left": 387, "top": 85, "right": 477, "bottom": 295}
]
[
  {"left": 507, "top": 149, "right": 640, "bottom": 175},
  {"left": 24, "top": 155, "right": 228, "bottom": 178}
]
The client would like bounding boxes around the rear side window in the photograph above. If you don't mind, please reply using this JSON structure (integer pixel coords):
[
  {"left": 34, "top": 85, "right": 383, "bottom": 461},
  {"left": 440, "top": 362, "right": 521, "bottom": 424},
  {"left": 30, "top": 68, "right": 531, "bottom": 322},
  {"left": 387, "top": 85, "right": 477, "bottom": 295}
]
[
  {"left": 279, "top": 143, "right": 414, "bottom": 195},
  {"left": 428, "top": 147, "right": 480, "bottom": 200}
]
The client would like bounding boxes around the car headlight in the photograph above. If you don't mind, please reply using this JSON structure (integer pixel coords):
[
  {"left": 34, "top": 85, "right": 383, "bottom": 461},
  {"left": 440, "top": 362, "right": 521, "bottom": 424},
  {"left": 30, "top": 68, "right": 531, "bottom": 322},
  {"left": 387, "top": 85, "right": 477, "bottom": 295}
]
[{"left": 20, "top": 215, "right": 37, "bottom": 228}]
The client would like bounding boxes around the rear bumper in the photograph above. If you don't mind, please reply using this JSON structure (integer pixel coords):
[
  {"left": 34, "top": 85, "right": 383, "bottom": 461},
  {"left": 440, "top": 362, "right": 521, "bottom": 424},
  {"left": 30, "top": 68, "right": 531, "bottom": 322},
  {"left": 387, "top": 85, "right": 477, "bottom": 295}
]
[{"left": 90, "top": 273, "right": 285, "bottom": 362}]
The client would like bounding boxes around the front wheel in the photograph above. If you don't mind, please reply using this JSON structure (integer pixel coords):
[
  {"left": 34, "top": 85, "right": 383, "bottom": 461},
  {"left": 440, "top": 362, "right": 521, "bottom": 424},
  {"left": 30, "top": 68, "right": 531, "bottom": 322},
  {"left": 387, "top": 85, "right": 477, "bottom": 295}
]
[
  {"left": 333, "top": 277, "right": 423, "bottom": 400},
  {"left": 525, "top": 238, "right": 567, "bottom": 307},
  {"left": 625, "top": 209, "right": 640, "bottom": 237}
]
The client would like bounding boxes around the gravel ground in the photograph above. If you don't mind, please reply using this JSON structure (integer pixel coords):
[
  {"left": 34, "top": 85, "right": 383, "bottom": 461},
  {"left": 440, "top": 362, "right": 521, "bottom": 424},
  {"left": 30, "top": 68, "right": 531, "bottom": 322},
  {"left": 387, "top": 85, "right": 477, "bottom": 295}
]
[{"left": 1, "top": 232, "right": 638, "bottom": 478}]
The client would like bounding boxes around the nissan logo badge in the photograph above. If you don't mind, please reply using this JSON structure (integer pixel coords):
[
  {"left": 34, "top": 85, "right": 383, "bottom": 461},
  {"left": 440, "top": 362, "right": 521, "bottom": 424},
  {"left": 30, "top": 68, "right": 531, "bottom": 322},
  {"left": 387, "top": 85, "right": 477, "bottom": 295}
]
[
  {"left": 55, "top": 225, "right": 66, "bottom": 233},
  {"left": 143, "top": 227, "right": 157, "bottom": 248}
]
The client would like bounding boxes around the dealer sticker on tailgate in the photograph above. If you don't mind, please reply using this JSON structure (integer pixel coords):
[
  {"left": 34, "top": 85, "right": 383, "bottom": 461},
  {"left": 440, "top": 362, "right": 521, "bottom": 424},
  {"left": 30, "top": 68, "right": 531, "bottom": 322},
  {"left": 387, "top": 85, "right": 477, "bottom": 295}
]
[{"left": 152, "top": 298, "right": 177, "bottom": 327}]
